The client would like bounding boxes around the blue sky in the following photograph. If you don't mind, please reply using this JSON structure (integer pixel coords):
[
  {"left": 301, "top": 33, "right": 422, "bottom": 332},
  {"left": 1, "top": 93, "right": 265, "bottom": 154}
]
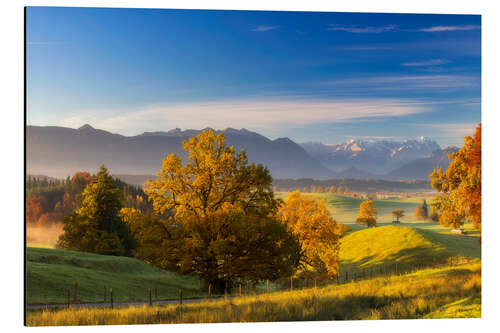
[{"left": 27, "top": 7, "right": 481, "bottom": 146}]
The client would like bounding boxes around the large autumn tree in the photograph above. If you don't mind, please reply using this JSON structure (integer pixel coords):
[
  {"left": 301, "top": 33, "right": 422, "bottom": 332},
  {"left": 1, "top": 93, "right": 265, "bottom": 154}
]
[
  {"left": 430, "top": 123, "right": 481, "bottom": 229},
  {"left": 57, "top": 166, "right": 136, "bottom": 256},
  {"left": 278, "top": 191, "right": 345, "bottom": 280},
  {"left": 142, "top": 129, "right": 301, "bottom": 292}
]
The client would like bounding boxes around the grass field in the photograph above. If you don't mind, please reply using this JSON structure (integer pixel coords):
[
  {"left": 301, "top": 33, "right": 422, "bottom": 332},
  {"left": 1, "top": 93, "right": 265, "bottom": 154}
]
[
  {"left": 338, "top": 225, "right": 480, "bottom": 276},
  {"left": 26, "top": 247, "right": 202, "bottom": 304},
  {"left": 276, "top": 192, "right": 428, "bottom": 224},
  {"left": 26, "top": 260, "right": 481, "bottom": 325}
]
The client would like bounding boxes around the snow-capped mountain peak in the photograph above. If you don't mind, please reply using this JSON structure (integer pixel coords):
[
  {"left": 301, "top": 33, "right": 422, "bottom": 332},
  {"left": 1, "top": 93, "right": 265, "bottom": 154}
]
[{"left": 300, "top": 137, "right": 442, "bottom": 174}]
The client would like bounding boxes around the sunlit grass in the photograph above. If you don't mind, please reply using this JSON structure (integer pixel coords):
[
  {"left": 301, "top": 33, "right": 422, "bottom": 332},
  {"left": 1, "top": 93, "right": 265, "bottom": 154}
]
[
  {"left": 424, "top": 294, "right": 481, "bottom": 319},
  {"left": 27, "top": 242, "right": 55, "bottom": 249},
  {"left": 338, "top": 225, "right": 480, "bottom": 275},
  {"left": 26, "top": 261, "right": 481, "bottom": 326}
]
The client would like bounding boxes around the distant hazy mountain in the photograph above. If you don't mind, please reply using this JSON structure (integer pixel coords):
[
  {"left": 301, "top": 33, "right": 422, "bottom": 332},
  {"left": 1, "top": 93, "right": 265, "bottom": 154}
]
[
  {"left": 300, "top": 137, "right": 442, "bottom": 175},
  {"left": 334, "top": 167, "right": 378, "bottom": 180},
  {"left": 384, "top": 147, "right": 458, "bottom": 180},
  {"left": 26, "top": 125, "right": 334, "bottom": 179}
]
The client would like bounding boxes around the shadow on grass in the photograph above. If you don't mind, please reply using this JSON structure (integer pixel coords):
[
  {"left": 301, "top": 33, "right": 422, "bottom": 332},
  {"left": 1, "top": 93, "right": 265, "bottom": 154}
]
[{"left": 339, "top": 245, "right": 454, "bottom": 282}]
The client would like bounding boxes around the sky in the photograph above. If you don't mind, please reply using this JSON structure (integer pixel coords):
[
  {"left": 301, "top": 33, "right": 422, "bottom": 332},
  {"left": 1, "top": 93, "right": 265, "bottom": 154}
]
[{"left": 26, "top": 7, "right": 481, "bottom": 147}]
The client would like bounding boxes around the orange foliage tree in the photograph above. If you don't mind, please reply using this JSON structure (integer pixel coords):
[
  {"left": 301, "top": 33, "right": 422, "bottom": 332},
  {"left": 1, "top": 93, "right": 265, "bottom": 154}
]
[
  {"left": 143, "top": 130, "right": 301, "bottom": 292},
  {"left": 430, "top": 123, "right": 481, "bottom": 229},
  {"left": 356, "top": 200, "right": 377, "bottom": 227},
  {"left": 26, "top": 195, "right": 46, "bottom": 224},
  {"left": 278, "top": 191, "right": 345, "bottom": 280}
]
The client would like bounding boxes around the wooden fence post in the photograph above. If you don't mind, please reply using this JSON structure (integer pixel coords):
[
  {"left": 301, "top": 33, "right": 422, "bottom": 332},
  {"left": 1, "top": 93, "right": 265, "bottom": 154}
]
[
  {"left": 67, "top": 289, "right": 70, "bottom": 309},
  {"left": 208, "top": 284, "right": 212, "bottom": 299},
  {"left": 73, "top": 282, "right": 78, "bottom": 302},
  {"left": 179, "top": 289, "right": 183, "bottom": 305},
  {"left": 345, "top": 271, "right": 348, "bottom": 282},
  {"left": 239, "top": 284, "right": 242, "bottom": 297},
  {"left": 314, "top": 278, "right": 317, "bottom": 289},
  {"left": 104, "top": 286, "right": 106, "bottom": 302},
  {"left": 148, "top": 288, "right": 152, "bottom": 306},
  {"left": 266, "top": 280, "right": 270, "bottom": 293},
  {"left": 395, "top": 263, "right": 398, "bottom": 275},
  {"left": 290, "top": 276, "right": 293, "bottom": 291},
  {"left": 110, "top": 288, "right": 113, "bottom": 309}
]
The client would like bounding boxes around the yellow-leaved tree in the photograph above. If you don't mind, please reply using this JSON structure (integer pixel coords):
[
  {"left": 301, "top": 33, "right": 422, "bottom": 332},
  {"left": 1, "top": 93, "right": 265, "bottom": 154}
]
[
  {"left": 278, "top": 191, "right": 346, "bottom": 280},
  {"left": 142, "top": 129, "right": 301, "bottom": 292},
  {"left": 430, "top": 123, "right": 481, "bottom": 229},
  {"left": 357, "top": 200, "right": 377, "bottom": 227}
]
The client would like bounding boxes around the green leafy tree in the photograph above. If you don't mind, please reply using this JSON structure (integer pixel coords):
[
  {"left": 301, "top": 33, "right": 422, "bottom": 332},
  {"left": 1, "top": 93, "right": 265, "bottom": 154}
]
[
  {"left": 57, "top": 166, "right": 136, "bottom": 256},
  {"left": 143, "top": 129, "right": 300, "bottom": 292},
  {"left": 422, "top": 199, "right": 429, "bottom": 218},
  {"left": 414, "top": 199, "right": 429, "bottom": 221}
]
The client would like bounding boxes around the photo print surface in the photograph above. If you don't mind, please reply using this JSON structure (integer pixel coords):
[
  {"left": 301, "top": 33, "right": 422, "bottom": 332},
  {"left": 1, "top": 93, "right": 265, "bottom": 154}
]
[{"left": 25, "top": 6, "right": 481, "bottom": 326}]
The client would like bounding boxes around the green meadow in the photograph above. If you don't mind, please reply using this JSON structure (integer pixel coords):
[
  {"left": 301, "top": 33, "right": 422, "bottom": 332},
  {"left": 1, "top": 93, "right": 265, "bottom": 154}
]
[{"left": 27, "top": 247, "right": 202, "bottom": 305}]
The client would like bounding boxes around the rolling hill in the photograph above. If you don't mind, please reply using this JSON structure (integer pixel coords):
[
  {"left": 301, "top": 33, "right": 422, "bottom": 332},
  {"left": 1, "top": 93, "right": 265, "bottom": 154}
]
[
  {"left": 26, "top": 247, "right": 202, "bottom": 304},
  {"left": 339, "top": 225, "right": 480, "bottom": 273}
]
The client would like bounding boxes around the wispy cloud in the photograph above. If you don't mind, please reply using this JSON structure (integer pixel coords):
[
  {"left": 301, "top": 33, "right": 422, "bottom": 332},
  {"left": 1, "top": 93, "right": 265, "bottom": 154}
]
[
  {"left": 328, "top": 25, "right": 396, "bottom": 33},
  {"left": 58, "top": 98, "right": 429, "bottom": 136},
  {"left": 402, "top": 59, "right": 449, "bottom": 67},
  {"left": 252, "top": 25, "right": 280, "bottom": 32},
  {"left": 418, "top": 122, "right": 479, "bottom": 146},
  {"left": 418, "top": 25, "right": 480, "bottom": 32},
  {"left": 320, "top": 74, "right": 479, "bottom": 90}
]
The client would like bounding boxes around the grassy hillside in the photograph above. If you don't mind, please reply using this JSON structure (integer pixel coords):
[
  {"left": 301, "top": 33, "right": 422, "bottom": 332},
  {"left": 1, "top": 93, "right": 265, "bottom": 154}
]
[
  {"left": 27, "top": 247, "right": 202, "bottom": 304},
  {"left": 26, "top": 261, "right": 481, "bottom": 325},
  {"left": 338, "top": 225, "right": 480, "bottom": 274}
]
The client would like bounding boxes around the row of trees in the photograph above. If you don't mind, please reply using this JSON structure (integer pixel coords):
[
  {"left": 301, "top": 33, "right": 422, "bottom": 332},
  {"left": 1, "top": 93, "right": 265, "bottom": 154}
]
[
  {"left": 57, "top": 130, "right": 350, "bottom": 292},
  {"left": 27, "top": 172, "right": 151, "bottom": 228}
]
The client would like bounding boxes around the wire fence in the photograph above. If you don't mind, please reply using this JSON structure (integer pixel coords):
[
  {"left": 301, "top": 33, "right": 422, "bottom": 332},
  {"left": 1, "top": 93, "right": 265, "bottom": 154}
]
[{"left": 27, "top": 255, "right": 475, "bottom": 310}]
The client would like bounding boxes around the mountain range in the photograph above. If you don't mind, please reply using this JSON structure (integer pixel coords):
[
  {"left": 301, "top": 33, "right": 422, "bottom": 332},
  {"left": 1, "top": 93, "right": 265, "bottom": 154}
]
[
  {"left": 26, "top": 125, "right": 333, "bottom": 179},
  {"left": 26, "top": 125, "right": 457, "bottom": 181},
  {"left": 300, "top": 138, "right": 441, "bottom": 173},
  {"left": 299, "top": 138, "right": 457, "bottom": 180}
]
